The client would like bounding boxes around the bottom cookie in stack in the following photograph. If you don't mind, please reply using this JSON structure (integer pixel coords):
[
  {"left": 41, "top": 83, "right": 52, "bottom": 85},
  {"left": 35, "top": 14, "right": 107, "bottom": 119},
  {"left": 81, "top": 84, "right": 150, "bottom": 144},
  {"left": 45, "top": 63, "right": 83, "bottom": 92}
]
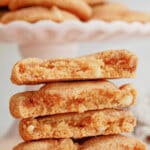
[{"left": 14, "top": 135, "right": 146, "bottom": 150}]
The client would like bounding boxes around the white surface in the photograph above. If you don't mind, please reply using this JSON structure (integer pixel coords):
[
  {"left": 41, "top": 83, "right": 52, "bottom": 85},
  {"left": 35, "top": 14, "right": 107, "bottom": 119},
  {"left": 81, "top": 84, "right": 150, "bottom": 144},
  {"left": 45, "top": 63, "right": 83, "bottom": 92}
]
[
  {"left": 1, "top": 21, "right": 150, "bottom": 46},
  {"left": 0, "top": 45, "right": 23, "bottom": 138}
]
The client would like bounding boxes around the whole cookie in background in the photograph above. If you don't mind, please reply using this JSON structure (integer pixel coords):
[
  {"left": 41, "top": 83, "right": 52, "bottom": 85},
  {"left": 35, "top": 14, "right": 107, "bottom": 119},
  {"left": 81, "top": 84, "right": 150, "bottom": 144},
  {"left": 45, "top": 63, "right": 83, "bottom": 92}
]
[
  {"left": 84, "top": 0, "right": 105, "bottom": 5},
  {"left": 92, "top": 2, "right": 129, "bottom": 22},
  {"left": 0, "top": 0, "right": 10, "bottom": 7},
  {"left": 124, "top": 11, "right": 150, "bottom": 23},
  {"left": 9, "top": 0, "right": 92, "bottom": 21},
  {"left": 93, "top": 2, "right": 129, "bottom": 12},
  {"left": 1, "top": 6, "right": 79, "bottom": 24},
  {"left": 92, "top": 2, "right": 150, "bottom": 23}
]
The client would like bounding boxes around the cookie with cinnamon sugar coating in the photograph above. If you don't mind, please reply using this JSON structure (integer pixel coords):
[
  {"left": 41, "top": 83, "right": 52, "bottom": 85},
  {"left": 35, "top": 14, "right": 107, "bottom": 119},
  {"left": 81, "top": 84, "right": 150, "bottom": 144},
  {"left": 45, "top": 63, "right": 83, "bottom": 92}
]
[
  {"left": 1, "top": 6, "right": 79, "bottom": 23},
  {"left": 9, "top": 0, "right": 92, "bottom": 20},
  {"left": 92, "top": 2, "right": 150, "bottom": 23}
]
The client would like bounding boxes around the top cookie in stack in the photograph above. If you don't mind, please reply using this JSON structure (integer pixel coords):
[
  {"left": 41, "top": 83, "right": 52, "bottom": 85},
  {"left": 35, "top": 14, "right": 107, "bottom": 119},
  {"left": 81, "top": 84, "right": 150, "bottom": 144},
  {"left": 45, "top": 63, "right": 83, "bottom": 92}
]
[{"left": 11, "top": 50, "right": 137, "bottom": 85}]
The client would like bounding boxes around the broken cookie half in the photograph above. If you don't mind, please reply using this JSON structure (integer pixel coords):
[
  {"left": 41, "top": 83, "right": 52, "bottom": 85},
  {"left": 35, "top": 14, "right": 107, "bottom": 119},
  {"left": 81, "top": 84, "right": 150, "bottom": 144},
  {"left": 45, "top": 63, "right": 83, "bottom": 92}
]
[
  {"left": 19, "top": 109, "right": 136, "bottom": 141},
  {"left": 10, "top": 80, "right": 137, "bottom": 118},
  {"left": 11, "top": 50, "right": 138, "bottom": 85}
]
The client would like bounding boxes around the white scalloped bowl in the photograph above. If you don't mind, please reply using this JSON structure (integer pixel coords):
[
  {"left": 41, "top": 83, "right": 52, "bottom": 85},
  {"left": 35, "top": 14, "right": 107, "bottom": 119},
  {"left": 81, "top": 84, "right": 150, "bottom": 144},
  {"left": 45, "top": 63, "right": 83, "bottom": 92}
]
[{"left": 0, "top": 20, "right": 150, "bottom": 45}]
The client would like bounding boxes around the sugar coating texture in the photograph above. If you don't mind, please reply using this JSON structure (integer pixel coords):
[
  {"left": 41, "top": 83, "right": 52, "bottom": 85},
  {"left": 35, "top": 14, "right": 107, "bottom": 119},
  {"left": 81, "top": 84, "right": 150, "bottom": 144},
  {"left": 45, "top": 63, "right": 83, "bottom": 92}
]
[{"left": 11, "top": 50, "right": 138, "bottom": 85}]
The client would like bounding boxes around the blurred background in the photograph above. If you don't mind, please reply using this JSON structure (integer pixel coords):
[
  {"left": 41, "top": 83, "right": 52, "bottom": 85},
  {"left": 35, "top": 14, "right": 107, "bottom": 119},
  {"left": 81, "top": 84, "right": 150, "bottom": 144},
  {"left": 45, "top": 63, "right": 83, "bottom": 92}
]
[{"left": 0, "top": 0, "right": 150, "bottom": 149}]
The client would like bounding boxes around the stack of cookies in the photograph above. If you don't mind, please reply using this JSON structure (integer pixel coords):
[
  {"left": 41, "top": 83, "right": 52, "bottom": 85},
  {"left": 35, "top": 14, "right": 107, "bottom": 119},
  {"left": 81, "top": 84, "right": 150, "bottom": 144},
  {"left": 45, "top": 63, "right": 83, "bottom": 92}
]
[
  {"left": 10, "top": 50, "right": 146, "bottom": 150},
  {"left": 1, "top": 0, "right": 150, "bottom": 23}
]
